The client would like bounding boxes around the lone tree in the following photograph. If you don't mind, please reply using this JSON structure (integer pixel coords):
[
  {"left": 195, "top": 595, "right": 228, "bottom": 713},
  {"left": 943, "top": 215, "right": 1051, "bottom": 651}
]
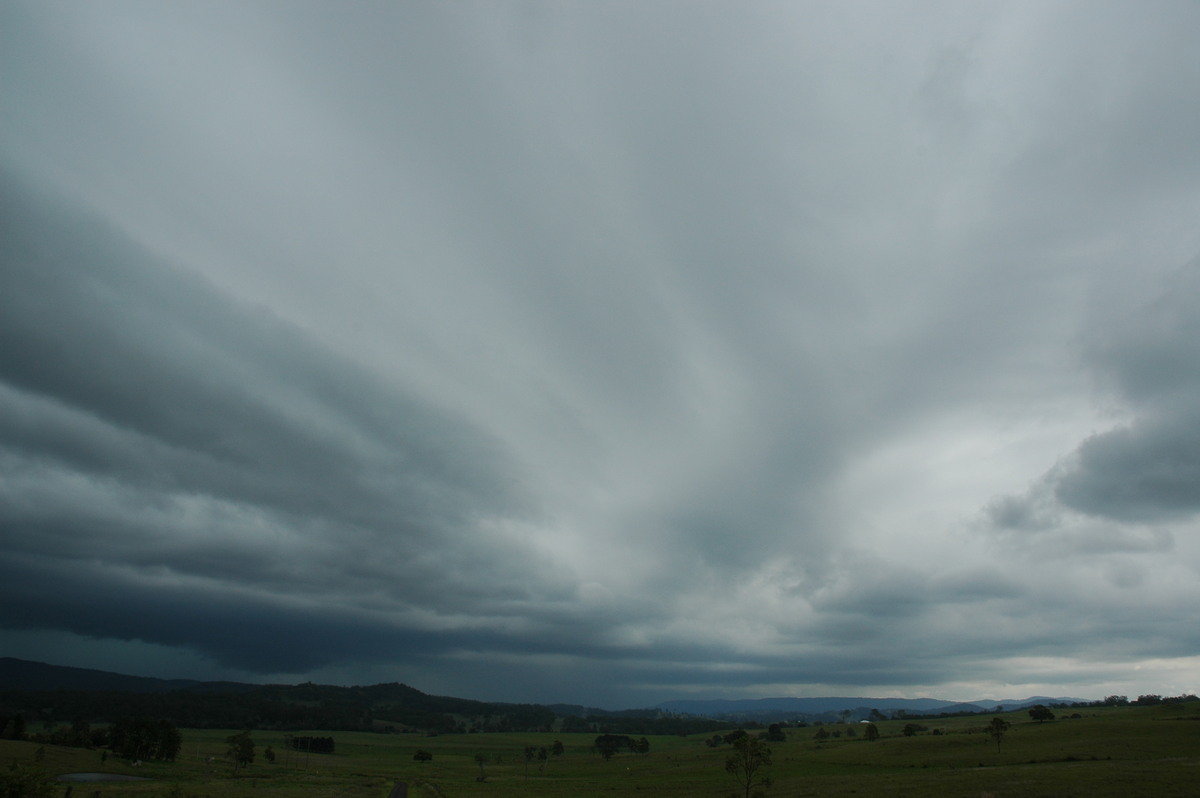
[
  {"left": 473, "top": 752, "right": 487, "bottom": 782},
  {"left": 225, "top": 731, "right": 255, "bottom": 775},
  {"left": 523, "top": 745, "right": 536, "bottom": 779},
  {"left": 1028, "top": 705, "right": 1055, "bottom": 723},
  {"left": 986, "top": 717, "right": 1010, "bottom": 753},
  {"left": 725, "top": 735, "right": 772, "bottom": 798}
]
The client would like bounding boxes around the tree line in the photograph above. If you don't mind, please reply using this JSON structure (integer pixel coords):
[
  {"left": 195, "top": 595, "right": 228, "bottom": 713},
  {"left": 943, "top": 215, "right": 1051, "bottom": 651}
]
[{"left": 0, "top": 712, "right": 182, "bottom": 762}]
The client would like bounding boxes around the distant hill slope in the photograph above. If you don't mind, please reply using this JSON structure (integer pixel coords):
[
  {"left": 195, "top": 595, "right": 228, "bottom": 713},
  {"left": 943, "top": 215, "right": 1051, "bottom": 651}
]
[
  {"left": 0, "top": 657, "right": 1087, "bottom": 728},
  {"left": 657, "top": 695, "right": 1089, "bottom": 721},
  {"left": 0, "top": 658, "right": 706, "bottom": 734},
  {"left": 0, "top": 657, "right": 216, "bottom": 693}
]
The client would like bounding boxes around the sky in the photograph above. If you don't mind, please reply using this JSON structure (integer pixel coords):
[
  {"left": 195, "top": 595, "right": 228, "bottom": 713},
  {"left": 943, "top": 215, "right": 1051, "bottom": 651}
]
[{"left": 2, "top": 1, "right": 1200, "bottom": 710}]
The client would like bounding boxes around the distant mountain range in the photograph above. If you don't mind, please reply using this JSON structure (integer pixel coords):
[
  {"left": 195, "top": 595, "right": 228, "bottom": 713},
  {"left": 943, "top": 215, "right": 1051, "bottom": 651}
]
[
  {"left": 0, "top": 658, "right": 1088, "bottom": 725},
  {"left": 655, "top": 695, "right": 1089, "bottom": 722}
]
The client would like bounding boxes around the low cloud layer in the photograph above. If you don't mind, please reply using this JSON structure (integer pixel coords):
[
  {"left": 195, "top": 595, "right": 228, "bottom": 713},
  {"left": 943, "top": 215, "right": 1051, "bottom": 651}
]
[{"left": 2, "top": 1, "right": 1199, "bottom": 707}]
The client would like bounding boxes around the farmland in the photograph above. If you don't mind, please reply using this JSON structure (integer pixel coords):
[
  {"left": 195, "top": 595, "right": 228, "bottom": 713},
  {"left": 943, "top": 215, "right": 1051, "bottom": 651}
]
[{"left": 3, "top": 701, "right": 1198, "bottom": 797}]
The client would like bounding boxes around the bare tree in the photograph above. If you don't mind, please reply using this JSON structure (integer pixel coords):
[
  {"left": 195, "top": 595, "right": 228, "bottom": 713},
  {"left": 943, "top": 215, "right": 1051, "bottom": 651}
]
[{"left": 725, "top": 735, "right": 772, "bottom": 798}]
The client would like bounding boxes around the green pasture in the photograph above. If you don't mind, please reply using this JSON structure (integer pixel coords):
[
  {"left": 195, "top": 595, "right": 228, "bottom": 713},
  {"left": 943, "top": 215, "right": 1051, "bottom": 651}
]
[{"left": 4, "top": 701, "right": 1198, "bottom": 797}]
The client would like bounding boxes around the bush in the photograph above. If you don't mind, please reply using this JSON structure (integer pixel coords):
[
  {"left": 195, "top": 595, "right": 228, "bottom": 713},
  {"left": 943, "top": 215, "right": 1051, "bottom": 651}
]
[{"left": 0, "top": 760, "right": 55, "bottom": 798}]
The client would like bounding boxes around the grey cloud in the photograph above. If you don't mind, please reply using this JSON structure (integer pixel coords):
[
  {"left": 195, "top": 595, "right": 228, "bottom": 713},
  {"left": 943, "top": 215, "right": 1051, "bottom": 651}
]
[
  {"left": 0, "top": 546, "right": 593, "bottom": 677},
  {"left": 1096, "top": 271, "right": 1200, "bottom": 406},
  {"left": 0, "top": 171, "right": 521, "bottom": 516},
  {"left": 1055, "top": 420, "right": 1200, "bottom": 522},
  {"left": 990, "top": 258, "right": 1200, "bottom": 527},
  {"left": 4, "top": 1, "right": 1200, "bottom": 706},
  {"left": 985, "top": 491, "right": 1057, "bottom": 532},
  {"left": 0, "top": 553, "right": 400, "bottom": 673},
  {"left": 0, "top": 171, "right": 559, "bottom": 672},
  {"left": 1053, "top": 259, "right": 1200, "bottom": 521}
]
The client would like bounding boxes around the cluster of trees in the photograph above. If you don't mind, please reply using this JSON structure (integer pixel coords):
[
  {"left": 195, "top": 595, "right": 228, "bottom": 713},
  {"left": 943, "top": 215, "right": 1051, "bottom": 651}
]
[
  {"left": 1048, "top": 694, "right": 1198, "bottom": 709},
  {"left": 812, "top": 725, "right": 856, "bottom": 740},
  {"left": 0, "top": 712, "right": 182, "bottom": 762},
  {"left": 902, "top": 723, "right": 934, "bottom": 736},
  {"left": 456, "top": 741, "right": 569, "bottom": 780},
  {"left": 1097, "top": 694, "right": 1199, "bottom": 706},
  {"left": 520, "top": 741, "right": 565, "bottom": 777},
  {"left": 876, "top": 693, "right": 1200, "bottom": 724},
  {"left": 25, "top": 718, "right": 105, "bottom": 749},
  {"left": 285, "top": 735, "right": 335, "bottom": 754},
  {"left": 811, "top": 723, "right": 880, "bottom": 742},
  {"left": 558, "top": 713, "right": 727, "bottom": 736},
  {"left": 0, "top": 757, "right": 57, "bottom": 798},
  {"left": 0, "top": 710, "right": 183, "bottom": 763},
  {"left": 108, "top": 716, "right": 183, "bottom": 761},
  {"left": 593, "top": 734, "right": 650, "bottom": 759},
  {"left": 707, "top": 725, "right": 787, "bottom": 748}
]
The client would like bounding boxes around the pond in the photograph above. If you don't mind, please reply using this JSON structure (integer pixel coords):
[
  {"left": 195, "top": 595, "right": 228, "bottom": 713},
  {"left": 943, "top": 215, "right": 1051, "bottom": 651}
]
[{"left": 56, "top": 773, "right": 153, "bottom": 782}]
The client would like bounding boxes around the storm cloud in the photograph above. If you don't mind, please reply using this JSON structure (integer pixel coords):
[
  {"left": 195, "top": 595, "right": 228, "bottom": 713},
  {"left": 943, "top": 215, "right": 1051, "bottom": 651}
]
[{"left": 2, "top": 1, "right": 1199, "bottom": 706}]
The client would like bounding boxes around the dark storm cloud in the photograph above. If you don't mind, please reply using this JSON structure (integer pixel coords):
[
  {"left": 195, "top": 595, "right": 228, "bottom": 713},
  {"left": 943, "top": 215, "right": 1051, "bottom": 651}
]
[
  {"left": 0, "top": 171, "right": 557, "bottom": 672},
  {"left": 4, "top": 1, "right": 1200, "bottom": 705}
]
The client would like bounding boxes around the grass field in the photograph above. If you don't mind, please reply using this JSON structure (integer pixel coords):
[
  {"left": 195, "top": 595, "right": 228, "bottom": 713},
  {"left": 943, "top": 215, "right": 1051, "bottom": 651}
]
[{"left": 4, "top": 701, "right": 1198, "bottom": 797}]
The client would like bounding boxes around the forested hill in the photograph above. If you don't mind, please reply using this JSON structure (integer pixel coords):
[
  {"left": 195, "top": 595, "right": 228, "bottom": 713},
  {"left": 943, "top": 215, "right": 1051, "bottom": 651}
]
[
  {"left": 0, "top": 658, "right": 723, "bottom": 735},
  {"left": 0, "top": 657, "right": 243, "bottom": 694}
]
